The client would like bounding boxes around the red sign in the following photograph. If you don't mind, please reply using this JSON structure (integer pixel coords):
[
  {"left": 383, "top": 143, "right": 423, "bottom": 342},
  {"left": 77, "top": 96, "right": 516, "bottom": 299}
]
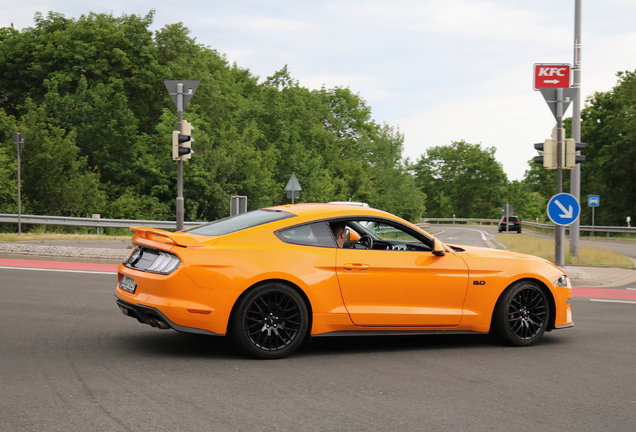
[{"left": 533, "top": 63, "right": 571, "bottom": 90}]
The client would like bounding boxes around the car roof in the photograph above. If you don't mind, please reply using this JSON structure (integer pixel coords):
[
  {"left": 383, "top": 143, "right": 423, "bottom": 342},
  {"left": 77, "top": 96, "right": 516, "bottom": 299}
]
[{"left": 264, "top": 203, "right": 393, "bottom": 220}]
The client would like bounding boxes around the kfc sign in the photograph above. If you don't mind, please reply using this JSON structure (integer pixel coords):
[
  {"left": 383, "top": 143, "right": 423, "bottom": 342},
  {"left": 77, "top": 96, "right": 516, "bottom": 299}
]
[{"left": 533, "top": 64, "right": 571, "bottom": 90}]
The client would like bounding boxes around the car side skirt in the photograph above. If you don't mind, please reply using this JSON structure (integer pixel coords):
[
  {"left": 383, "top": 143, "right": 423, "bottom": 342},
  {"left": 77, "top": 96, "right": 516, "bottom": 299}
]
[{"left": 312, "top": 330, "right": 482, "bottom": 337}]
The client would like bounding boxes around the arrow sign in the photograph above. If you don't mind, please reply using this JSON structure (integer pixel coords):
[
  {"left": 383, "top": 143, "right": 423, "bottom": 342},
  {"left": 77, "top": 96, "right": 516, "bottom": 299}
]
[
  {"left": 555, "top": 199, "right": 573, "bottom": 219},
  {"left": 547, "top": 193, "right": 581, "bottom": 226},
  {"left": 533, "top": 63, "right": 571, "bottom": 89}
]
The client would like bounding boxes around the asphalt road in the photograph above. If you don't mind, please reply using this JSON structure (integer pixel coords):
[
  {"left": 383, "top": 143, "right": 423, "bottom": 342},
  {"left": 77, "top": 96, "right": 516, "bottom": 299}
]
[
  {"left": 431, "top": 224, "right": 495, "bottom": 248},
  {"left": 1, "top": 263, "right": 635, "bottom": 431}
]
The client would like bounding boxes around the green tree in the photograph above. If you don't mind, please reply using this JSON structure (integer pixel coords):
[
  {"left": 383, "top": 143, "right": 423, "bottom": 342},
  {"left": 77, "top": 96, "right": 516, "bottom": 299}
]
[
  {"left": 413, "top": 141, "right": 508, "bottom": 218},
  {"left": 0, "top": 109, "right": 19, "bottom": 214},
  {"left": 580, "top": 70, "right": 636, "bottom": 226},
  {"left": 19, "top": 102, "right": 106, "bottom": 216},
  {"left": 522, "top": 157, "right": 557, "bottom": 200},
  {"left": 503, "top": 180, "right": 547, "bottom": 223}
]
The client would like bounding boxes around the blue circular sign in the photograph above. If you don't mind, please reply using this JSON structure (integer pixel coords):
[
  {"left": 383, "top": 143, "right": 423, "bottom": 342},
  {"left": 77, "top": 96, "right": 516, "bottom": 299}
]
[{"left": 547, "top": 193, "right": 581, "bottom": 226}]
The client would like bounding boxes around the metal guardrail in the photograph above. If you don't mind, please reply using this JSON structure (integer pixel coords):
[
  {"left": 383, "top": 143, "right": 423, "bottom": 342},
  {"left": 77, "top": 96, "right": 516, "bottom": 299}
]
[
  {"left": 422, "top": 218, "right": 636, "bottom": 236},
  {"left": 0, "top": 213, "right": 203, "bottom": 230},
  {"left": 0, "top": 213, "right": 633, "bottom": 236}
]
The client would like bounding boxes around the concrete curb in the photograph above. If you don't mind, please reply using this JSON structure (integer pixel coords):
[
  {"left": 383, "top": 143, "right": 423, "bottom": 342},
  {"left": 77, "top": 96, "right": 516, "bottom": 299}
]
[{"left": 0, "top": 243, "right": 129, "bottom": 264}]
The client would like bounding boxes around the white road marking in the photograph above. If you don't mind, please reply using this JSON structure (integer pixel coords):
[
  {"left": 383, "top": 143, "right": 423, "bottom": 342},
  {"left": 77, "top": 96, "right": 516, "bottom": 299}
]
[{"left": 589, "top": 299, "right": 636, "bottom": 305}]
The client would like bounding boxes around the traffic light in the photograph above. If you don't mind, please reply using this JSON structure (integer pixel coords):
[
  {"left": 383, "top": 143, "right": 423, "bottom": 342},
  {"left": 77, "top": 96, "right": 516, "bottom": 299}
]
[
  {"left": 171, "top": 120, "right": 194, "bottom": 161},
  {"left": 181, "top": 120, "right": 194, "bottom": 161},
  {"left": 564, "top": 138, "right": 585, "bottom": 169},
  {"left": 533, "top": 139, "right": 557, "bottom": 169}
]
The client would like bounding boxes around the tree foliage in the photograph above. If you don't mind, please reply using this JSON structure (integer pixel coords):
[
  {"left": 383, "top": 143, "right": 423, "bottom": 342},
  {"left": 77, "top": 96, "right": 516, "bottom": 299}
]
[
  {"left": 578, "top": 71, "right": 636, "bottom": 226},
  {"left": 412, "top": 141, "right": 507, "bottom": 218},
  {"left": 0, "top": 11, "right": 427, "bottom": 225}
]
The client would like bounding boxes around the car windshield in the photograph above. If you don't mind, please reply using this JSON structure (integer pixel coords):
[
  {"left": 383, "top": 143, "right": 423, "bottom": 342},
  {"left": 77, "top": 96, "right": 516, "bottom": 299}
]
[{"left": 184, "top": 209, "right": 295, "bottom": 236}]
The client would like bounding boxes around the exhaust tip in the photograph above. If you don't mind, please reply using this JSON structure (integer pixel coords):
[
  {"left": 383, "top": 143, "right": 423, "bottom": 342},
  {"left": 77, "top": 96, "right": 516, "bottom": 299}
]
[{"left": 146, "top": 315, "right": 171, "bottom": 330}]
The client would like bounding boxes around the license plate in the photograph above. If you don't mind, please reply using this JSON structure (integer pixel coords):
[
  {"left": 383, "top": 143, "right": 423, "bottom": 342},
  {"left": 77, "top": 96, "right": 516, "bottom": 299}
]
[{"left": 119, "top": 275, "right": 137, "bottom": 293}]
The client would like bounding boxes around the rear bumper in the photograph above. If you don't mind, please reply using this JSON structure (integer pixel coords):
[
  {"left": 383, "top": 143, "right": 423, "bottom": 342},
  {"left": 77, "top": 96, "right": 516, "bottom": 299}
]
[{"left": 115, "top": 298, "right": 222, "bottom": 336}]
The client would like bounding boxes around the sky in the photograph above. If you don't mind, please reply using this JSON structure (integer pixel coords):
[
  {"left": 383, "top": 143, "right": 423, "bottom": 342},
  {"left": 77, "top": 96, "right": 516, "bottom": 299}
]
[{"left": 3, "top": 1, "right": 636, "bottom": 181}]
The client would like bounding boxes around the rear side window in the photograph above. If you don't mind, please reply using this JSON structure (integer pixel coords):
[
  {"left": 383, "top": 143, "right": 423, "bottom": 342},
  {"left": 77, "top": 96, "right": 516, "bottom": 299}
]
[
  {"left": 184, "top": 210, "right": 295, "bottom": 236},
  {"left": 276, "top": 222, "right": 337, "bottom": 248}
]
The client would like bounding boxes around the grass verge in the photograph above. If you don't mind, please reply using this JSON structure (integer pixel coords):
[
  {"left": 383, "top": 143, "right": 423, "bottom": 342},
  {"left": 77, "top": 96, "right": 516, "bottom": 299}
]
[{"left": 496, "top": 233, "right": 634, "bottom": 267}]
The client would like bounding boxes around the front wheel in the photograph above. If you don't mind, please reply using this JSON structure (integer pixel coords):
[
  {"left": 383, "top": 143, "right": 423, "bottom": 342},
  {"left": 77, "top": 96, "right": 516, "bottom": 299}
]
[
  {"left": 230, "top": 283, "right": 308, "bottom": 359},
  {"left": 491, "top": 280, "right": 550, "bottom": 346}
]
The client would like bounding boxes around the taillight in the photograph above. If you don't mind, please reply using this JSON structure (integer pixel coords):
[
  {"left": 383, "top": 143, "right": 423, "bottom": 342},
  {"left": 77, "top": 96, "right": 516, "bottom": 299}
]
[{"left": 123, "top": 246, "right": 181, "bottom": 275}]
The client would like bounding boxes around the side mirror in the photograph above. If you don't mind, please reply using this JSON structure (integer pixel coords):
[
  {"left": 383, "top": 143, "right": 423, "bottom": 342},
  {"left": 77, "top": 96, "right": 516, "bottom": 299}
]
[{"left": 432, "top": 238, "right": 446, "bottom": 256}]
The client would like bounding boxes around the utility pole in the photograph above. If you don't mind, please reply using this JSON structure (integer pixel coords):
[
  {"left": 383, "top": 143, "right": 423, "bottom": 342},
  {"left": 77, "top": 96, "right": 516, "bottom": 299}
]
[{"left": 570, "top": 0, "right": 583, "bottom": 255}]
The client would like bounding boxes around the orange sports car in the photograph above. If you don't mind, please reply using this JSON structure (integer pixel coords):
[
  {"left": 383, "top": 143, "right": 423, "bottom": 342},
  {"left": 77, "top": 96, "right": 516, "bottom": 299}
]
[{"left": 115, "top": 203, "right": 573, "bottom": 359}]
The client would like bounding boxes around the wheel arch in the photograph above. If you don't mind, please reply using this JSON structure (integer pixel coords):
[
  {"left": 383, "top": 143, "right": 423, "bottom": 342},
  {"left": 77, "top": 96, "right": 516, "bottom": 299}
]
[
  {"left": 489, "top": 277, "right": 556, "bottom": 333},
  {"left": 227, "top": 278, "right": 314, "bottom": 336}
]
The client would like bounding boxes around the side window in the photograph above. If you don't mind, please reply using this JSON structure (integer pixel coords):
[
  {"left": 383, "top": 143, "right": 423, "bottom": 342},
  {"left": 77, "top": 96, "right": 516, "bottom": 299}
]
[
  {"left": 276, "top": 222, "right": 337, "bottom": 248},
  {"left": 350, "top": 219, "right": 433, "bottom": 251}
]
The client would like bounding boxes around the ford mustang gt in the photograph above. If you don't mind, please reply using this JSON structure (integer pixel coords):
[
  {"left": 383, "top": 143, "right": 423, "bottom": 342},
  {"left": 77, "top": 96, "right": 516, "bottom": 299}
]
[{"left": 115, "top": 203, "right": 573, "bottom": 359}]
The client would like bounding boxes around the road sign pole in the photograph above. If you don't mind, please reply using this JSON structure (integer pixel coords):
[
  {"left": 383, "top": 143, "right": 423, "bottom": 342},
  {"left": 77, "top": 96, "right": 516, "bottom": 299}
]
[
  {"left": 535, "top": 63, "right": 578, "bottom": 268},
  {"left": 12, "top": 133, "right": 24, "bottom": 236},
  {"left": 548, "top": 193, "right": 581, "bottom": 267},
  {"left": 164, "top": 80, "right": 199, "bottom": 231},
  {"left": 176, "top": 83, "right": 185, "bottom": 231}
]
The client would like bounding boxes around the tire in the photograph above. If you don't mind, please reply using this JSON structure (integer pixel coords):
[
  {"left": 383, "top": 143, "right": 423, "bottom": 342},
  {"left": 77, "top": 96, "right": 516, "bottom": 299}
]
[
  {"left": 491, "top": 280, "right": 550, "bottom": 346},
  {"left": 231, "top": 282, "right": 308, "bottom": 359}
]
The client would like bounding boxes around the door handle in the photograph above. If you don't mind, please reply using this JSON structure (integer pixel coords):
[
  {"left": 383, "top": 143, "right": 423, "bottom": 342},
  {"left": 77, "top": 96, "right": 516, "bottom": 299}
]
[{"left": 343, "top": 263, "right": 370, "bottom": 271}]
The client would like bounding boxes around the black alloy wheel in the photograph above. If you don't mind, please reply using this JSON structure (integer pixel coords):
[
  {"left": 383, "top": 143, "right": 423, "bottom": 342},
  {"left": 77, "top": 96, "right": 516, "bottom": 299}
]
[
  {"left": 231, "top": 283, "right": 308, "bottom": 359},
  {"left": 492, "top": 281, "right": 550, "bottom": 346}
]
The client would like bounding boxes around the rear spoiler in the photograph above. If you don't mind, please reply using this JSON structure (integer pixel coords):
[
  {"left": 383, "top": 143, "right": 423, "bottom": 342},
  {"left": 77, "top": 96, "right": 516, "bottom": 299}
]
[{"left": 130, "top": 226, "right": 204, "bottom": 248}]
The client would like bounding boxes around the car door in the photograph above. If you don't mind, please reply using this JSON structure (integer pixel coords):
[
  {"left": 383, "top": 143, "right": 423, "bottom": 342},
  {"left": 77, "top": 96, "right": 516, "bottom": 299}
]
[{"left": 335, "top": 223, "right": 469, "bottom": 327}]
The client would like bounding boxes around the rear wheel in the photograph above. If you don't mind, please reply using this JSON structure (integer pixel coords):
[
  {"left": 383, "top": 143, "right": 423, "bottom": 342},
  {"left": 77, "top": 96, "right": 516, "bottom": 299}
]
[
  {"left": 231, "top": 283, "right": 308, "bottom": 359},
  {"left": 491, "top": 280, "right": 550, "bottom": 346}
]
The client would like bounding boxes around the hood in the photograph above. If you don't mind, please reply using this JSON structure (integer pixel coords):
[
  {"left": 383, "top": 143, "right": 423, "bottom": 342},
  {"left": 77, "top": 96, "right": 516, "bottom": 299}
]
[{"left": 446, "top": 243, "right": 553, "bottom": 265}]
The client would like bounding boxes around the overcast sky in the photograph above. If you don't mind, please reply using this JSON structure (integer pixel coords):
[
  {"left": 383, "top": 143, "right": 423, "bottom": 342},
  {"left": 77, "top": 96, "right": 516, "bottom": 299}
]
[{"left": 3, "top": 1, "right": 636, "bottom": 181}]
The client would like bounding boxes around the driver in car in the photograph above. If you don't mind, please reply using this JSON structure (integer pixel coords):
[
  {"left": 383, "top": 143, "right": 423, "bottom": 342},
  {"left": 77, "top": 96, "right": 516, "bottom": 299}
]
[{"left": 330, "top": 222, "right": 347, "bottom": 248}]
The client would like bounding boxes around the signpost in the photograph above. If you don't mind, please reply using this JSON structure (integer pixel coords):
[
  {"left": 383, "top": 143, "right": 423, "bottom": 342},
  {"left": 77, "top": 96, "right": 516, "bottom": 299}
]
[
  {"left": 12, "top": 133, "right": 25, "bottom": 235},
  {"left": 534, "top": 63, "right": 579, "bottom": 267},
  {"left": 164, "top": 80, "right": 200, "bottom": 230},
  {"left": 501, "top": 204, "right": 514, "bottom": 232},
  {"left": 285, "top": 173, "right": 302, "bottom": 204},
  {"left": 588, "top": 195, "right": 600, "bottom": 236}
]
